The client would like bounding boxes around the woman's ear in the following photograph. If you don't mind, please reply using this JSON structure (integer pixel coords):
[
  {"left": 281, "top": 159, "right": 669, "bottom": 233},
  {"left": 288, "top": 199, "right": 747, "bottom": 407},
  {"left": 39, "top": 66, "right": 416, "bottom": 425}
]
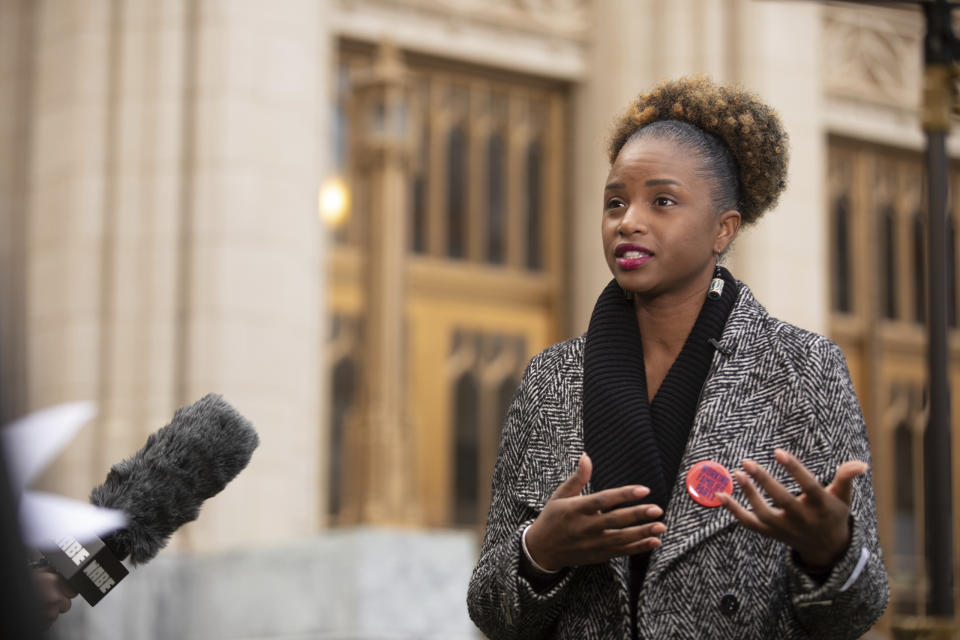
[{"left": 714, "top": 210, "right": 741, "bottom": 254}]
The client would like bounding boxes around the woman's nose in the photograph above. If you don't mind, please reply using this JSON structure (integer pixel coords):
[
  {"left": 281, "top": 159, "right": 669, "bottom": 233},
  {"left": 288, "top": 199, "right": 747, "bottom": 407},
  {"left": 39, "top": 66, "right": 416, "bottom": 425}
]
[{"left": 618, "top": 205, "right": 649, "bottom": 235}]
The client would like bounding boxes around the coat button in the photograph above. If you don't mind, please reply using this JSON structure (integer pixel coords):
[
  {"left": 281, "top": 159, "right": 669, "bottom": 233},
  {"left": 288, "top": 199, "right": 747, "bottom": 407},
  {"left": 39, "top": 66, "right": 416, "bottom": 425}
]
[{"left": 720, "top": 594, "right": 739, "bottom": 616}]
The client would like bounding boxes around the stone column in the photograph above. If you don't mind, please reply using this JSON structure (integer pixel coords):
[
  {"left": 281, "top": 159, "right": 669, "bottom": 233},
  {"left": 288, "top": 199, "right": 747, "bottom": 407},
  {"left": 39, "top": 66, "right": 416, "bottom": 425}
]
[
  {"left": 570, "top": 0, "right": 655, "bottom": 334},
  {"left": 0, "top": 0, "right": 33, "bottom": 426},
  {"left": 173, "top": 0, "right": 329, "bottom": 549},
  {"left": 727, "top": 1, "right": 827, "bottom": 333},
  {"left": 339, "top": 43, "right": 418, "bottom": 526},
  {"left": 16, "top": 0, "right": 331, "bottom": 550},
  {"left": 24, "top": 0, "right": 116, "bottom": 491}
]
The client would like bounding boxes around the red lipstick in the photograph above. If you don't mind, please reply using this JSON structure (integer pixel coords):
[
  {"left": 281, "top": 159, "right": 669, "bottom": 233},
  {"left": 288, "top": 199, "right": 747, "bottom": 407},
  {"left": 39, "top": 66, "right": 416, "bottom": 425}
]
[{"left": 614, "top": 243, "right": 653, "bottom": 270}]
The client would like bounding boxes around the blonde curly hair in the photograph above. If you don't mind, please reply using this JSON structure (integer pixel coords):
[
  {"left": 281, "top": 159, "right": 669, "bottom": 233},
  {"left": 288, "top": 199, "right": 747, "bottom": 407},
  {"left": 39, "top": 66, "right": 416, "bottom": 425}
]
[{"left": 607, "top": 76, "right": 788, "bottom": 225}]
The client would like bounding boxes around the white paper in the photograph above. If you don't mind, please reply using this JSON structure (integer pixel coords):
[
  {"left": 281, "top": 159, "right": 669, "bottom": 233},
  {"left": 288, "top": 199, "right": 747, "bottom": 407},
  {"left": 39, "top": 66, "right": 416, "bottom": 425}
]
[
  {"left": 1, "top": 402, "right": 127, "bottom": 547},
  {"left": 2, "top": 402, "right": 97, "bottom": 492},
  {"left": 19, "top": 491, "right": 127, "bottom": 548}
]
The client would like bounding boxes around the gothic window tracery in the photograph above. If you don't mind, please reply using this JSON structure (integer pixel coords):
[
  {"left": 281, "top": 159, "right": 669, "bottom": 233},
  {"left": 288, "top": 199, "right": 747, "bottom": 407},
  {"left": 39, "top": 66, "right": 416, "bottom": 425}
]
[
  {"left": 449, "top": 330, "right": 526, "bottom": 527},
  {"left": 334, "top": 46, "right": 564, "bottom": 272},
  {"left": 328, "top": 42, "right": 567, "bottom": 527},
  {"left": 828, "top": 138, "right": 960, "bottom": 620}
]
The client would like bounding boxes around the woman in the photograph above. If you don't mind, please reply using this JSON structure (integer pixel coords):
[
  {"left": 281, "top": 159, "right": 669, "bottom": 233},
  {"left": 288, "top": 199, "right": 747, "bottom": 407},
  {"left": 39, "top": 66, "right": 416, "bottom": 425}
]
[{"left": 466, "top": 77, "right": 889, "bottom": 639}]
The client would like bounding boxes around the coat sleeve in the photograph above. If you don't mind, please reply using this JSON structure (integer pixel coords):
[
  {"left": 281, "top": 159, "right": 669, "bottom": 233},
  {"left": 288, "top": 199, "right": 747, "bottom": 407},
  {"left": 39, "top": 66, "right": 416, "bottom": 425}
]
[
  {"left": 787, "top": 339, "right": 890, "bottom": 638},
  {"left": 466, "top": 355, "right": 578, "bottom": 640}
]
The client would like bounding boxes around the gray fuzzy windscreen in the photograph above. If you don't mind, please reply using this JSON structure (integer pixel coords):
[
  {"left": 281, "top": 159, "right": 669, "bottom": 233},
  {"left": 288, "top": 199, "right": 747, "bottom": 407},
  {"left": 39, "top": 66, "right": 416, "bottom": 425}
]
[{"left": 89, "top": 394, "right": 259, "bottom": 565}]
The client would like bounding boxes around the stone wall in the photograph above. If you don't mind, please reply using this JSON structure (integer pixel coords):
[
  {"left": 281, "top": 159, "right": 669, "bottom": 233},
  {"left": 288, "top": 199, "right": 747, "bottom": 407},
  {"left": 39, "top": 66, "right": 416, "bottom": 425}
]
[
  {"left": 50, "top": 529, "right": 478, "bottom": 640},
  {"left": 3, "top": 0, "right": 331, "bottom": 551}
]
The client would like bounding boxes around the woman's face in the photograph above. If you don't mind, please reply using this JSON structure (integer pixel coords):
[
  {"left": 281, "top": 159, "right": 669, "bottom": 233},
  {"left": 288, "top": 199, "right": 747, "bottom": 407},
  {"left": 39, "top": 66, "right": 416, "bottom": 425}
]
[{"left": 602, "top": 134, "right": 740, "bottom": 301}]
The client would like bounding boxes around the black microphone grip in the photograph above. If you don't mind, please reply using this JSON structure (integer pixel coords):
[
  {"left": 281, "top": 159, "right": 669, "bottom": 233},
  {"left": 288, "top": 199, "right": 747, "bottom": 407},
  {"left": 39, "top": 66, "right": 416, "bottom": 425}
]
[{"left": 40, "top": 534, "right": 128, "bottom": 605}]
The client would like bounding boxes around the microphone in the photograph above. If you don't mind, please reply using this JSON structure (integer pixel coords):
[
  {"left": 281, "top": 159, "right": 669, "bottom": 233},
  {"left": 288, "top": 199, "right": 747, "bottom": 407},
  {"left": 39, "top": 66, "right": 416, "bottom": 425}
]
[{"left": 38, "top": 394, "right": 259, "bottom": 605}]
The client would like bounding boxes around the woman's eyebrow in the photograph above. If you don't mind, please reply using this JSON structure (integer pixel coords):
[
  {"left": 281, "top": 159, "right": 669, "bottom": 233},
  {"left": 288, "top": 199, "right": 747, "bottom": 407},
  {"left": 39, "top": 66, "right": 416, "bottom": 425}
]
[
  {"left": 604, "top": 181, "right": 626, "bottom": 191},
  {"left": 645, "top": 178, "right": 682, "bottom": 187}
]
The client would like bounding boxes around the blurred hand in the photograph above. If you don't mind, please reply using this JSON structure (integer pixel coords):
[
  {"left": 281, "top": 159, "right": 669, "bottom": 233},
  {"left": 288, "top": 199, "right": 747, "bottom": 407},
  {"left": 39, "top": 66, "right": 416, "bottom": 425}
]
[
  {"left": 719, "top": 448, "right": 868, "bottom": 570},
  {"left": 32, "top": 568, "right": 77, "bottom": 629},
  {"left": 524, "top": 453, "right": 667, "bottom": 572}
]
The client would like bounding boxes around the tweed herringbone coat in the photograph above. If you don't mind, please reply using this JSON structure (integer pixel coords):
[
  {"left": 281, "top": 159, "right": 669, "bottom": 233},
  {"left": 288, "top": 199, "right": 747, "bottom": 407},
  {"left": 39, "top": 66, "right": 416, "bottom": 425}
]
[{"left": 467, "top": 285, "right": 889, "bottom": 639}]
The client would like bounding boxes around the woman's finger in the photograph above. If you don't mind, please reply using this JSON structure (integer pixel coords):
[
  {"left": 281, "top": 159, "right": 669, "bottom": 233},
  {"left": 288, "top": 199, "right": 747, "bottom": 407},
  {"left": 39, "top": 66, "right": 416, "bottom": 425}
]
[
  {"left": 826, "top": 460, "right": 869, "bottom": 505},
  {"left": 598, "top": 521, "right": 667, "bottom": 547},
  {"left": 773, "top": 449, "right": 827, "bottom": 505},
  {"left": 579, "top": 485, "right": 650, "bottom": 514},
  {"left": 734, "top": 469, "right": 784, "bottom": 526},
  {"left": 567, "top": 536, "right": 664, "bottom": 567},
  {"left": 604, "top": 535, "right": 664, "bottom": 558},
  {"left": 594, "top": 503, "right": 662, "bottom": 531},
  {"left": 742, "top": 459, "right": 800, "bottom": 510},
  {"left": 718, "top": 493, "right": 777, "bottom": 539},
  {"left": 551, "top": 453, "right": 592, "bottom": 500}
]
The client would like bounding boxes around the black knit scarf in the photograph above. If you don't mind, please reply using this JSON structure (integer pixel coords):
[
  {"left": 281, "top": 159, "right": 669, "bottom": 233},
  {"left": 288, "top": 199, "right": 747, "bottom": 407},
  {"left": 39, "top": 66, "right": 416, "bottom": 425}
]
[{"left": 582, "top": 266, "right": 738, "bottom": 631}]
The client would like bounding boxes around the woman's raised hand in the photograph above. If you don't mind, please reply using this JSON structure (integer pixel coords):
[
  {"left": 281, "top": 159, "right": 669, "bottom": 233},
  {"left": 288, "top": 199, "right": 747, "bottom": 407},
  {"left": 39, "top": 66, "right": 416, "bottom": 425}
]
[
  {"left": 524, "top": 453, "right": 667, "bottom": 572},
  {"left": 718, "top": 448, "right": 868, "bottom": 571}
]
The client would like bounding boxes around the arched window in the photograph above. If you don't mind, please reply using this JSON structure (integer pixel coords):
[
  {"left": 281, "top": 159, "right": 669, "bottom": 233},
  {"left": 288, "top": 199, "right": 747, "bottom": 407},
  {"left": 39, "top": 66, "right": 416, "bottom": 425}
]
[
  {"left": 881, "top": 204, "right": 897, "bottom": 320},
  {"left": 833, "top": 195, "right": 852, "bottom": 313},
  {"left": 453, "top": 371, "right": 480, "bottom": 526},
  {"left": 487, "top": 133, "right": 506, "bottom": 264},
  {"left": 447, "top": 125, "right": 467, "bottom": 259},
  {"left": 913, "top": 211, "right": 925, "bottom": 324},
  {"left": 825, "top": 140, "right": 960, "bottom": 619},
  {"left": 329, "top": 357, "right": 357, "bottom": 519},
  {"left": 526, "top": 139, "right": 543, "bottom": 270},
  {"left": 893, "top": 418, "right": 921, "bottom": 615},
  {"left": 893, "top": 421, "right": 915, "bottom": 558},
  {"left": 411, "top": 112, "right": 430, "bottom": 254}
]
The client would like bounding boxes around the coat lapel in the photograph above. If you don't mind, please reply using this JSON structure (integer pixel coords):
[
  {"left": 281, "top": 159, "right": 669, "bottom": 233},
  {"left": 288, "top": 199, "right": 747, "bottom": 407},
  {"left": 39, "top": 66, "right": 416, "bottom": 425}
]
[{"left": 643, "top": 286, "right": 820, "bottom": 585}]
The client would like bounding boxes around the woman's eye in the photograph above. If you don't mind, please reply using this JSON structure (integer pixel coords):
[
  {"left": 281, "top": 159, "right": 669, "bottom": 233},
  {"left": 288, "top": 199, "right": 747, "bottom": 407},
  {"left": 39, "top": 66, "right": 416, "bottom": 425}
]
[
  {"left": 654, "top": 196, "right": 676, "bottom": 207},
  {"left": 605, "top": 198, "right": 625, "bottom": 210}
]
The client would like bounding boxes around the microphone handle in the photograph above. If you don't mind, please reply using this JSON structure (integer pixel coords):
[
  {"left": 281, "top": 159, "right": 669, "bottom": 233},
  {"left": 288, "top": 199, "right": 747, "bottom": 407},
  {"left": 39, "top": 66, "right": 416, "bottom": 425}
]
[{"left": 39, "top": 534, "right": 128, "bottom": 605}]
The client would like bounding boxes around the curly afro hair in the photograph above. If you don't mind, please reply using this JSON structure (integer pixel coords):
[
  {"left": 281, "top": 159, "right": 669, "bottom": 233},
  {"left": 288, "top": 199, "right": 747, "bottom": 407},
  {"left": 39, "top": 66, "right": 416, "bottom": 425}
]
[{"left": 607, "top": 76, "right": 788, "bottom": 226}]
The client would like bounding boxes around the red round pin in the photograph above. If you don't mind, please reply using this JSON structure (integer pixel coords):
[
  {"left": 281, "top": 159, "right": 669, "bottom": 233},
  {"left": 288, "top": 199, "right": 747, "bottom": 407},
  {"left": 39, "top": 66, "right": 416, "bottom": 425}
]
[{"left": 685, "top": 460, "right": 734, "bottom": 508}]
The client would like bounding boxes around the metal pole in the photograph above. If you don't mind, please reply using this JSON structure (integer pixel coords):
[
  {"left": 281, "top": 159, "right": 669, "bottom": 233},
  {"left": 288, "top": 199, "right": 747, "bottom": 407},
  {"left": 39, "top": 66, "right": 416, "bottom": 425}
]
[{"left": 922, "top": 0, "right": 956, "bottom": 618}]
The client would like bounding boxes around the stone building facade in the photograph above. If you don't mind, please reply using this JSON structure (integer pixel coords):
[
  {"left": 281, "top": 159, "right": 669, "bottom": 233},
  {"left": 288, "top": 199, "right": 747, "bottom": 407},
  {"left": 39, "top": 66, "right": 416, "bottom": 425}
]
[{"left": 0, "top": 1, "right": 951, "bottom": 637}]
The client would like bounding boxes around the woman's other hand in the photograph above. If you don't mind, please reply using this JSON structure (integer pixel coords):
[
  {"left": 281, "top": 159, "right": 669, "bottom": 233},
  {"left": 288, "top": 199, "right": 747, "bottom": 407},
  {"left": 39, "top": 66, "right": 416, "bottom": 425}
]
[
  {"left": 719, "top": 448, "right": 868, "bottom": 571},
  {"left": 524, "top": 453, "right": 667, "bottom": 572}
]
